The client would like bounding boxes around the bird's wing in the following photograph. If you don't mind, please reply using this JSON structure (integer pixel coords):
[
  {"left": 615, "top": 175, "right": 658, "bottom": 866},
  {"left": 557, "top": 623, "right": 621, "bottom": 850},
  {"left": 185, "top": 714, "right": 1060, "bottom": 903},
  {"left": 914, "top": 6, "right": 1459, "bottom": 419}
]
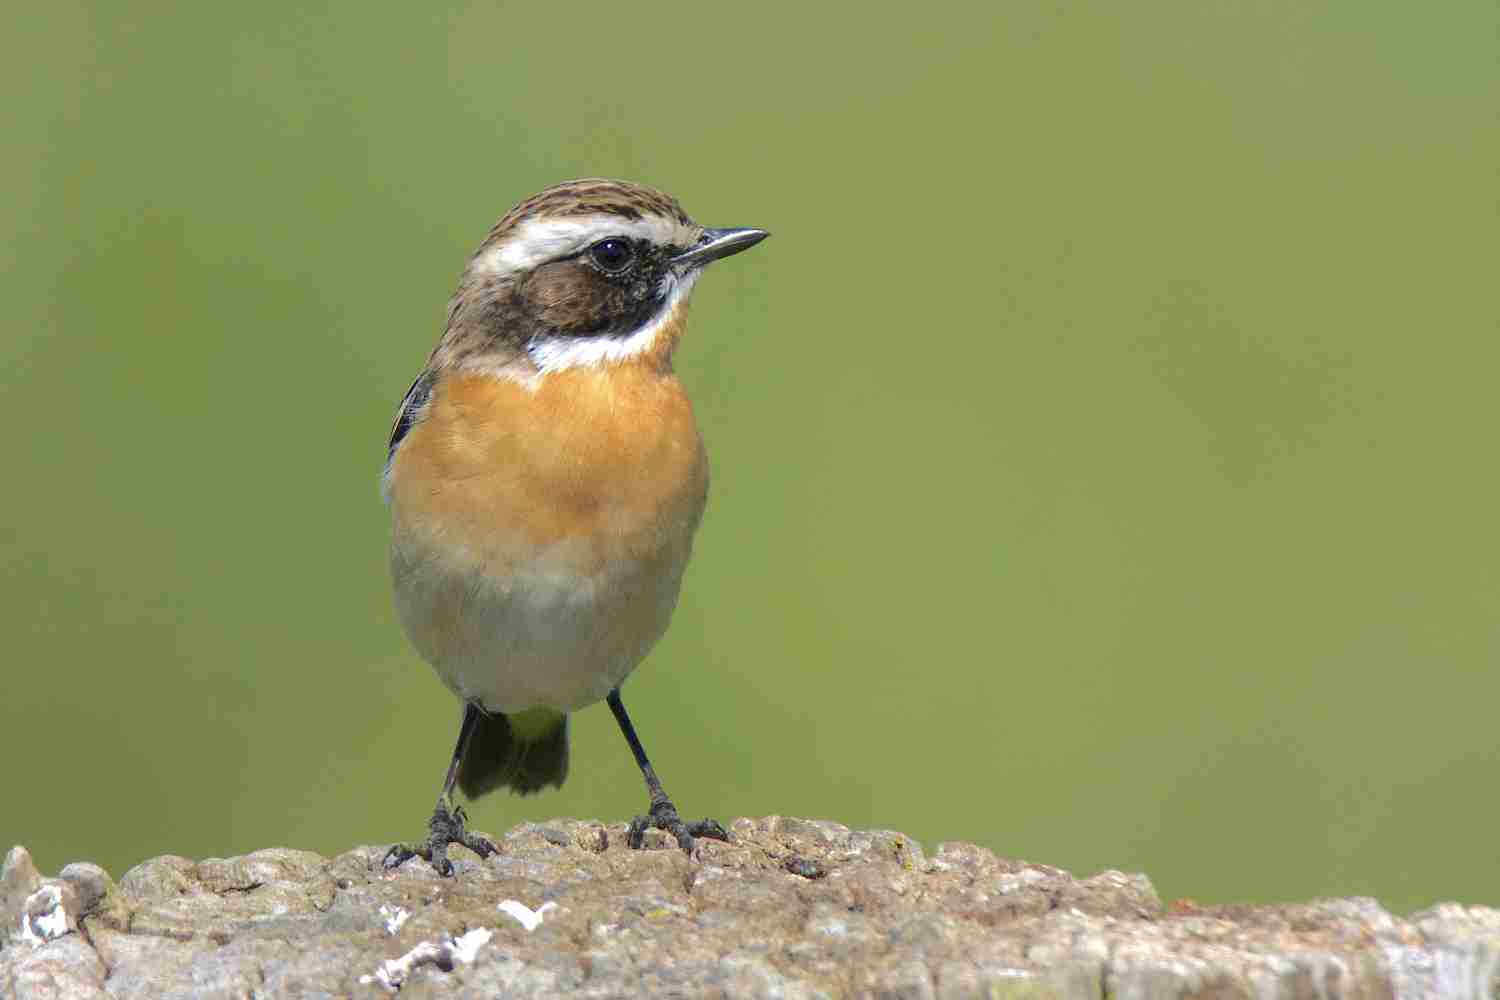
[{"left": 387, "top": 370, "right": 435, "bottom": 464}]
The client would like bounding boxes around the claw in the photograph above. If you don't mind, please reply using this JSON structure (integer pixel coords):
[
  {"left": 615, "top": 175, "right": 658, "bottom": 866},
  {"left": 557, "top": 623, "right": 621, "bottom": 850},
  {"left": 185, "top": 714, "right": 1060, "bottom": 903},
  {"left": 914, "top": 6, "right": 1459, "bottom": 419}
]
[
  {"left": 385, "top": 801, "right": 496, "bottom": 876},
  {"left": 627, "top": 800, "right": 731, "bottom": 854},
  {"left": 382, "top": 843, "right": 420, "bottom": 870}
]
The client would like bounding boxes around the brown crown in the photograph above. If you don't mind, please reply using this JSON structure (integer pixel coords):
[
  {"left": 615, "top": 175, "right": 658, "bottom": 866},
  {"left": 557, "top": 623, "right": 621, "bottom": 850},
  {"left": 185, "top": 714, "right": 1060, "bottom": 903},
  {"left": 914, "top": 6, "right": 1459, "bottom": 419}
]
[{"left": 483, "top": 179, "right": 695, "bottom": 244}]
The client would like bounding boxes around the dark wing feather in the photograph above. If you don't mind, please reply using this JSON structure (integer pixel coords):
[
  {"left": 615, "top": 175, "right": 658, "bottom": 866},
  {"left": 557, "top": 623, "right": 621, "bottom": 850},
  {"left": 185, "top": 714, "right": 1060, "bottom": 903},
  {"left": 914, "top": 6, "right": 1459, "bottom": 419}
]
[
  {"left": 382, "top": 371, "right": 436, "bottom": 500},
  {"left": 387, "top": 370, "right": 435, "bottom": 464}
]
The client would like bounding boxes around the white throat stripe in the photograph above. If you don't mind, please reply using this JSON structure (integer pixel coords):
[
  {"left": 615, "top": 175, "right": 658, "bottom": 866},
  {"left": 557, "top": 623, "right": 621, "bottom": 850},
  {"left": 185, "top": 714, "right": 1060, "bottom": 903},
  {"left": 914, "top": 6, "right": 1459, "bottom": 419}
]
[{"left": 525, "top": 271, "right": 698, "bottom": 374}]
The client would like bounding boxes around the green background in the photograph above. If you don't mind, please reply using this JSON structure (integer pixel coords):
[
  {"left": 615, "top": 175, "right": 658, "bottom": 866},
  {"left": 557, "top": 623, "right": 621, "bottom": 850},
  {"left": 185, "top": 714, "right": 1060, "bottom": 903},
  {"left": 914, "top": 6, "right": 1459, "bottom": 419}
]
[{"left": 4, "top": 1, "right": 1497, "bottom": 915}]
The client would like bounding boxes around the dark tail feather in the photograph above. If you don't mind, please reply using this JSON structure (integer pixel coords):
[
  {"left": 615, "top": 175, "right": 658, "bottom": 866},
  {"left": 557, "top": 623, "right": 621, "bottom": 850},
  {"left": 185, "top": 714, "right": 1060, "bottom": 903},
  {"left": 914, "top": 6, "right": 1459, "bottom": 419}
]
[{"left": 456, "top": 710, "right": 570, "bottom": 799}]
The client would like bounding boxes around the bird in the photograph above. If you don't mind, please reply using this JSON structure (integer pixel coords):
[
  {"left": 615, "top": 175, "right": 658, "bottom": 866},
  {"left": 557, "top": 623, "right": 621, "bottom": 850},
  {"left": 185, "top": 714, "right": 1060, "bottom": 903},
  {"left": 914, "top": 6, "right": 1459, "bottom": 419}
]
[{"left": 380, "top": 178, "right": 768, "bottom": 875}]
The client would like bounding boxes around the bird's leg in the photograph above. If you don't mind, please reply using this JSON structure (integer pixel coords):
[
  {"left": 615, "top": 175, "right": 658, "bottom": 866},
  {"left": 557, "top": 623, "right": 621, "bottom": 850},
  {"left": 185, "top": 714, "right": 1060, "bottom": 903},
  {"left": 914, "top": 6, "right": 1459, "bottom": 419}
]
[
  {"left": 383, "top": 702, "right": 498, "bottom": 876},
  {"left": 607, "top": 687, "right": 730, "bottom": 853}
]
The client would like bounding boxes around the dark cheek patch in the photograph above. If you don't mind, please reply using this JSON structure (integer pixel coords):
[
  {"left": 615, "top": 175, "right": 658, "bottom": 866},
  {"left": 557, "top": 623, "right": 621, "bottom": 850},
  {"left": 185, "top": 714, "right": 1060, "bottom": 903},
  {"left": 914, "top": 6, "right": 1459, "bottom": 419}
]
[
  {"left": 519, "top": 260, "right": 666, "bottom": 339},
  {"left": 520, "top": 262, "right": 624, "bottom": 335}
]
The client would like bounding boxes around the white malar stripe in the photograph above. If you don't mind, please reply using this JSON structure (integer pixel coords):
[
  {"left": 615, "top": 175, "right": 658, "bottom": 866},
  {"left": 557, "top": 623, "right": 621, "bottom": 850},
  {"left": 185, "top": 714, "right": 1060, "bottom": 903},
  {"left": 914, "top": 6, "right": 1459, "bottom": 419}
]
[
  {"left": 525, "top": 271, "right": 699, "bottom": 375},
  {"left": 473, "top": 213, "right": 690, "bottom": 277}
]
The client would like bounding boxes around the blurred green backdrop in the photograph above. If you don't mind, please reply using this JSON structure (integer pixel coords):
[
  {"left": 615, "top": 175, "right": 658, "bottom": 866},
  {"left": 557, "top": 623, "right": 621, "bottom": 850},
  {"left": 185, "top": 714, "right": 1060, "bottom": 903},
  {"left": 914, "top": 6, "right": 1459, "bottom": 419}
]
[{"left": 4, "top": 1, "right": 1497, "bottom": 915}]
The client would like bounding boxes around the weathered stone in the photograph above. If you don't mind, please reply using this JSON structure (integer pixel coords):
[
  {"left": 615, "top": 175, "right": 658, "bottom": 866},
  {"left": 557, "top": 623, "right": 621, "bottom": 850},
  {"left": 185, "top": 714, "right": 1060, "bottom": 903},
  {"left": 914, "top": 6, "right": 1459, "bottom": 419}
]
[
  {"left": 2, "top": 821, "right": 1498, "bottom": 998},
  {"left": 7, "top": 933, "right": 107, "bottom": 999},
  {"left": 117, "top": 855, "right": 195, "bottom": 903},
  {"left": 1, "top": 847, "right": 43, "bottom": 947},
  {"left": 56, "top": 863, "right": 111, "bottom": 917}
]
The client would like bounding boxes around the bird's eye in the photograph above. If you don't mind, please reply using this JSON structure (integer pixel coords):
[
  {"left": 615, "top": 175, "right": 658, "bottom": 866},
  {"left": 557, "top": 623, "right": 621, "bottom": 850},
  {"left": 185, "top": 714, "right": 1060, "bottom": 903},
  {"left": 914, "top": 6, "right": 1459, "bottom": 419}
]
[{"left": 589, "top": 238, "right": 633, "bottom": 273}]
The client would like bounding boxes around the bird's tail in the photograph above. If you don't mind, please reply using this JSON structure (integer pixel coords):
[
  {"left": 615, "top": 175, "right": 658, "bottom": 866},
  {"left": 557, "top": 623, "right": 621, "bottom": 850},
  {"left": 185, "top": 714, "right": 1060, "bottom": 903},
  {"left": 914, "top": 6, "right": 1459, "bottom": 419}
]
[{"left": 457, "top": 708, "right": 570, "bottom": 799}]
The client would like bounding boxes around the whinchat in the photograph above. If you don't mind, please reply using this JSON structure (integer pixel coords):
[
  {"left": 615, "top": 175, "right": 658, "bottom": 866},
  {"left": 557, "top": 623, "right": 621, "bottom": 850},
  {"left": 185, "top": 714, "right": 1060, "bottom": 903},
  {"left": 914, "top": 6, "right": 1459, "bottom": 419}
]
[{"left": 381, "top": 179, "right": 768, "bottom": 874}]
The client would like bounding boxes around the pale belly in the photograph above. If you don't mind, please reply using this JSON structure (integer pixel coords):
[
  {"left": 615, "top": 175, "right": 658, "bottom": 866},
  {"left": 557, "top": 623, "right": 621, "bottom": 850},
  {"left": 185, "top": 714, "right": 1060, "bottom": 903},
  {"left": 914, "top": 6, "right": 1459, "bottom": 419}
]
[
  {"left": 385, "top": 365, "right": 708, "bottom": 714},
  {"left": 391, "top": 529, "right": 696, "bottom": 713}
]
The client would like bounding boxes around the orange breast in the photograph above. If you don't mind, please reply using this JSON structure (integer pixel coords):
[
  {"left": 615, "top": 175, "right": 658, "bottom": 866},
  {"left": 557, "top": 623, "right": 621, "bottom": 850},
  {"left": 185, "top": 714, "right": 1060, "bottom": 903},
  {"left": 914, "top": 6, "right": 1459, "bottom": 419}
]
[{"left": 388, "top": 366, "right": 708, "bottom": 576}]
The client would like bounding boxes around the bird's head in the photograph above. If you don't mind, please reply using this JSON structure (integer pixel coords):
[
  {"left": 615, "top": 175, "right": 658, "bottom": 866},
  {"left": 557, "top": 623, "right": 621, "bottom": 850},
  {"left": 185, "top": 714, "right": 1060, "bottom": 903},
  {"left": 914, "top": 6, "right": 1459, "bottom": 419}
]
[{"left": 436, "top": 179, "right": 767, "bottom": 377}]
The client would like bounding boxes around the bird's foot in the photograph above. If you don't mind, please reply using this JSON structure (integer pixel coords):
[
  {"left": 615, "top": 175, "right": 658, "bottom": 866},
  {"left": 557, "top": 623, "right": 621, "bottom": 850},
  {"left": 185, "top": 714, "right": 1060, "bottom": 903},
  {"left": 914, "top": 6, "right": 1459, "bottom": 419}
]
[
  {"left": 627, "top": 798, "right": 731, "bottom": 854},
  {"left": 383, "top": 802, "right": 496, "bottom": 876}
]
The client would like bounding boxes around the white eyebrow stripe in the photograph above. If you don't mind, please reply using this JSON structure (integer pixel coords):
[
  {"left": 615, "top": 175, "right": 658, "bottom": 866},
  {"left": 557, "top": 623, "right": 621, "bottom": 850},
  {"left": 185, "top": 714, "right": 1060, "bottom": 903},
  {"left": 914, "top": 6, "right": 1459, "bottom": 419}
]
[
  {"left": 523, "top": 270, "right": 699, "bottom": 375},
  {"left": 472, "top": 214, "right": 688, "bottom": 276}
]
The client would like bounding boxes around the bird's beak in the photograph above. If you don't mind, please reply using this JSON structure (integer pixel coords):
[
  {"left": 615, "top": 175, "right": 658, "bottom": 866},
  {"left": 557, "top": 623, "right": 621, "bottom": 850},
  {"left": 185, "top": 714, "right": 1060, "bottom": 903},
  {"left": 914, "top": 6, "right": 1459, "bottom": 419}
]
[{"left": 671, "top": 227, "right": 770, "bottom": 269}]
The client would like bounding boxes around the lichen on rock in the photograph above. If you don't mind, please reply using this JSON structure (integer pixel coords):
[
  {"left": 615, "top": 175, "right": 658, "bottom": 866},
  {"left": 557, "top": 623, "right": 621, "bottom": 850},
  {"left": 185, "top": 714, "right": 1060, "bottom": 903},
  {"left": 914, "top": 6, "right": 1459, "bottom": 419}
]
[{"left": 1, "top": 817, "right": 1497, "bottom": 998}]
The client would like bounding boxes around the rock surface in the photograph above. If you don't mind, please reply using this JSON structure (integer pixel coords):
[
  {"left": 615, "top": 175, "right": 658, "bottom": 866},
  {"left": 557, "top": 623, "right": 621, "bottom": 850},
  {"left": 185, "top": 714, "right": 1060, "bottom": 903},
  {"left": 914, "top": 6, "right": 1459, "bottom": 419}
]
[{"left": 2, "top": 818, "right": 1497, "bottom": 998}]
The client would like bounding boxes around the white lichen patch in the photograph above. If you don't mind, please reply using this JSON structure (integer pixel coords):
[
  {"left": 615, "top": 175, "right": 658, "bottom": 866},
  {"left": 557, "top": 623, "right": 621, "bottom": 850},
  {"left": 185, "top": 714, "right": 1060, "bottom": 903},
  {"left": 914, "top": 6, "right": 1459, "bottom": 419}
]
[
  {"left": 498, "top": 899, "right": 557, "bottom": 932},
  {"left": 359, "top": 926, "right": 493, "bottom": 990},
  {"left": 378, "top": 904, "right": 410, "bottom": 935},
  {"left": 19, "top": 885, "right": 69, "bottom": 946},
  {"left": 361, "top": 941, "right": 444, "bottom": 990},
  {"left": 811, "top": 917, "right": 848, "bottom": 938},
  {"left": 448, "top": 926, "right": 493, "bottom": 962}
]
